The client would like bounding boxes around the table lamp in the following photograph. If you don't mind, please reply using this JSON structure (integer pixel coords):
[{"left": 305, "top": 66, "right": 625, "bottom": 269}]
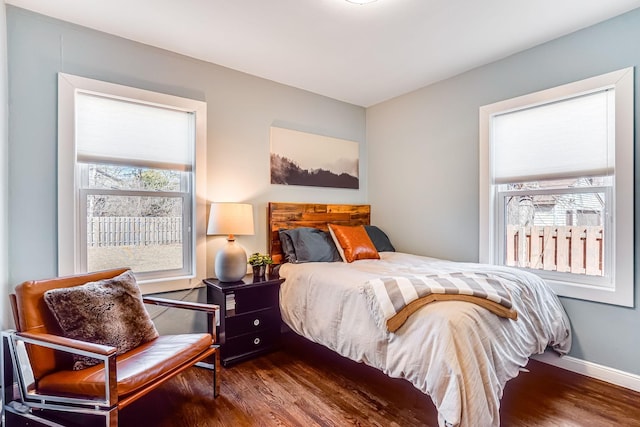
[{"left": 207, "top": 203, "right": 255, "bottom": 282}]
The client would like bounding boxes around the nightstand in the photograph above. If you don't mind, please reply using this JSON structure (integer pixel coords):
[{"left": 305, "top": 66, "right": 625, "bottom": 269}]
[{"left": 204, "top": 275, "right": 284, "bottom": 367}]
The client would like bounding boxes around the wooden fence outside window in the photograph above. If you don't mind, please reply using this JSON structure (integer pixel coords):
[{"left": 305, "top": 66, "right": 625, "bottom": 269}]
[
  {"left": 87, "top": 217, "right": 182, "bottom": 247},
  {"left": 505, "top": 225, "right": 603, "bottom": 276}
]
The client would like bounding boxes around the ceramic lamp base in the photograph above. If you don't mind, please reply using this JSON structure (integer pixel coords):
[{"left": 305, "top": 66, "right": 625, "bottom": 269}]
[{"left": 215, "top": 239, "right": 247, "bottom": 282}]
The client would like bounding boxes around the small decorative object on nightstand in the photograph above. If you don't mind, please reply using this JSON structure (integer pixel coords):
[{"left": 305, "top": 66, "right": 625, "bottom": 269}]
[
  {"left": 247, "top": 252, "right": 273, "bottom": 279},
  {"left": 204, "top": 275, "right": 284, "bottom": 366}
]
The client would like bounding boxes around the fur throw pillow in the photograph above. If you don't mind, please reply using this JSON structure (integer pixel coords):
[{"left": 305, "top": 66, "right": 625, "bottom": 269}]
[{"left": 44, "top": 270, "right": 159, "bottom": 370}]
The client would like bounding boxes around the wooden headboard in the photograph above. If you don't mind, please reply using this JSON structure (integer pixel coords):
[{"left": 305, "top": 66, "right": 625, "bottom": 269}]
[{"left": 268, "top": 202, "right": 371, "bottom": 264}]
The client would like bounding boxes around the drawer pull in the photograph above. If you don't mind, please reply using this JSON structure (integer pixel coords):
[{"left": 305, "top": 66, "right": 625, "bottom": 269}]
[
  {"left": 253, "top": 319, "right": 260, "bottom": 326},
  {"left": 253, "top": 337, "right": 261, "bottom": 345}
]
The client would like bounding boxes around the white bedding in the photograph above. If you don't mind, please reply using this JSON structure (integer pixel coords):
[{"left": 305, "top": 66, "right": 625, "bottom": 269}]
[{"left": 279, "top": 252, "right": 571, "bottom": 427}]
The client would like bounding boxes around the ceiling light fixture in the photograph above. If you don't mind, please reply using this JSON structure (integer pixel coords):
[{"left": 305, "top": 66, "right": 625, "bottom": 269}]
[{"left": 346, "top": 0, "right": 377, "bottom": 4}]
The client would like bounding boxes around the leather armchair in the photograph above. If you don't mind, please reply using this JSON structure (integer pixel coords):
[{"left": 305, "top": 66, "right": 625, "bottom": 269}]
[{"left": 2, "top": 268, "right": 220, "bottom": 427}]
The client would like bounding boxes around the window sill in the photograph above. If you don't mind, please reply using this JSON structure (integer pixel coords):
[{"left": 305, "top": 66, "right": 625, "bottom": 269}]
[
  {"left": 544, "top": 276, "right": 632, "bottom": 307},
  {"left": 137, "top": 275, "right": 205, "bottom": 294}
]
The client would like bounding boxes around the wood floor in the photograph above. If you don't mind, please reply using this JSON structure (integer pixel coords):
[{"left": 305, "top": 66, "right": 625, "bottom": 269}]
[
  {"left": 116, "top": 333, "right": 640, "bottom": 427},
  {"left": 12, "top": 333, "right": 640, "bottom": 426}
]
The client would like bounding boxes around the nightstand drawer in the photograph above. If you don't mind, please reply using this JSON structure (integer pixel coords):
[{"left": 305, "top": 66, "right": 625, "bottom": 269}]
[
  {"left": 223, "top": 330, "right": 279, "bottom": 358},
  {"left": 226, "top": 308, "right": 280, "bottom": 337},
  {"left": 233, "top": 286, "right": 279, "bottom": 314}
]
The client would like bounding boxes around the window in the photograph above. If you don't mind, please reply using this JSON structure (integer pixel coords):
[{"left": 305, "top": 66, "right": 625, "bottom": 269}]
[
  {"left": 479, "top": 68, "right": 633, "bottom": 306},
  {"left": 58, "top": 74, "right": 207, "bottom": 293}
]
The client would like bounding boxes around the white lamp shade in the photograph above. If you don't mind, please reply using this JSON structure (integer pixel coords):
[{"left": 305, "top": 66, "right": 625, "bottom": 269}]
[{"left": 207, "top": 203, "right": 255, "bottom": 236}]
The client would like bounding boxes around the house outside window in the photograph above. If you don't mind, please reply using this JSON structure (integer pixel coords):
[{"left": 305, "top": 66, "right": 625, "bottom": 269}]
[
  {"left": 58, "top": 74, "right": 207, "bottom": 293},
  {"left": 479, "top": 67, "right": 634, "bottom": 306}
]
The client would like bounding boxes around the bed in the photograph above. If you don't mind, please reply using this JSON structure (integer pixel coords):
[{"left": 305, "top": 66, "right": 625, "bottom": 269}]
[{"left": 268, "top": 202, "right": 571, "bottom": 427}]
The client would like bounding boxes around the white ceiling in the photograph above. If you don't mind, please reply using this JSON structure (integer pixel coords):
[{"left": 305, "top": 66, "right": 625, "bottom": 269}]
[{"left": 7, "top": 0, "right": 640, "bottom": 107}]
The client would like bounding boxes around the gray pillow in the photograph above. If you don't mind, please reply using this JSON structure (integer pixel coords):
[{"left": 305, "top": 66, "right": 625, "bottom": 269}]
[
  {"left": 278, "top": 229, "right": 298, "bottom": 263},
  {"left": 281, "top": 227, "right": 341, "bottom": 263},
  {"left": 365, "top": 225, "right": 396, "bottom": 252},
  {"left": 44, "top": 270, "right": 159, "bottom": 370}
]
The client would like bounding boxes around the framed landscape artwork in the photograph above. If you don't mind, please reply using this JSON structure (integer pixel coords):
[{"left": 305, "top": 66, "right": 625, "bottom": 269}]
[{"left": 270, "top": 126, "right": 359, "bottom": 189}]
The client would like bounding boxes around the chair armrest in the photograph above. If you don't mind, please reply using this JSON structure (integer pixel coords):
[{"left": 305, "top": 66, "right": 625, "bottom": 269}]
[
  {"left": 143, "top": 296, "right": 220, "bottom": 344},
  {"left": 143, "top": 296, "right": 219, "bottom": 314},
  {"left": 9, "top": 331, "right": 119, "bottom": 407},
  {"left": 15, "top": 331, "right": 117, "bottom": 356}
]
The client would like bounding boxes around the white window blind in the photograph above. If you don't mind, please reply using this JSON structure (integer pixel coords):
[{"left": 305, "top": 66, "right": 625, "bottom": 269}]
[
  {"left": 75, "top": 92, "right": 194, "bottom": 171},
  {"left": 492, "top": 89, "right": 614, "bottom": 184}
]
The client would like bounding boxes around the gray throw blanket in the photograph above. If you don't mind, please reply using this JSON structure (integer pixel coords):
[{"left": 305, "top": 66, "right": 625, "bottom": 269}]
[{"left": 363, "top": 272, "right": 518, "bottom": 332}]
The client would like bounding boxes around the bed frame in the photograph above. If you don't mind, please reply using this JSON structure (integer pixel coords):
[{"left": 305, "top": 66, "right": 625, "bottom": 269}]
[{"left": 267, "top": 202, "right": 370, "bottom": 264}]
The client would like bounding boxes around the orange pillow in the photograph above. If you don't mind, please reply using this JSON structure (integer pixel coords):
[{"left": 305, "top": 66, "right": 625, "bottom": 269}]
[{"left": 328, "top": 224, "right": 380, "bottom": 263}]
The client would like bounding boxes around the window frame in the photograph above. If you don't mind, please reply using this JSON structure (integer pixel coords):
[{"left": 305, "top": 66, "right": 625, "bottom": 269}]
[
  {"left": 479, "top": 67, "right": 634, "bottom": 306},
  {"left": 58, "top": 73, "right": 207, "bottom": 293}
]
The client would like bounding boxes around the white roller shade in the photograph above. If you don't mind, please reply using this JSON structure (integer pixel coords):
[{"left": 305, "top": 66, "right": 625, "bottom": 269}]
[
  {"left": 75, "top": 92, "right": 194, "bottom": 170},
  {"left": 492, "top": 89, "right": 614, "bottom": 183}
]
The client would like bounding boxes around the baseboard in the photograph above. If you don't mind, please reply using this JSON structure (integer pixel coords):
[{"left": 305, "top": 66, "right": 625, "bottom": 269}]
[{"left": 532, "top": 350, "right": 640, "bottom": 393}]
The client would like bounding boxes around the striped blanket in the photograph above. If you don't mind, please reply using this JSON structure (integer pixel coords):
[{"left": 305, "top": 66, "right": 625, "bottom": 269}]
[{"left": 364, "top": 272, "right": 518, "bottom": 332}]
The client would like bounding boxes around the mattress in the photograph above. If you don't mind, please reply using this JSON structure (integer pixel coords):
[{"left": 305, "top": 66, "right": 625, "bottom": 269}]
[{"left": 278, "top": 252, "right": 571, "bottom": 427}]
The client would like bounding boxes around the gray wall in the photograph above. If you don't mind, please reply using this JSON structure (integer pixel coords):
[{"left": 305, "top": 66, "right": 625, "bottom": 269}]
[
  {"left": 0, "top": 5, "right": 8, "bottom": 329},
  {"left": 5, "top": 6, "right": 366, "bottom": 304},
  {"left": 367, "top": 8, "right": 640, "bottom": 374}
]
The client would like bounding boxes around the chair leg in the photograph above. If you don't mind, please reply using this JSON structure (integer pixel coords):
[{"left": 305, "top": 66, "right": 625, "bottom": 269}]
[
  {"left": 213, "top": 349, "right": 220, "bottom": 398},
  {"left": 105, "top": 407, "right": 118, "bottom": 427},
  {"left": 195, "top": 347, "right": 220, "bottom": 398},
  {"left": 1, "top": 332, "right": 13, "bottom": 422}
]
